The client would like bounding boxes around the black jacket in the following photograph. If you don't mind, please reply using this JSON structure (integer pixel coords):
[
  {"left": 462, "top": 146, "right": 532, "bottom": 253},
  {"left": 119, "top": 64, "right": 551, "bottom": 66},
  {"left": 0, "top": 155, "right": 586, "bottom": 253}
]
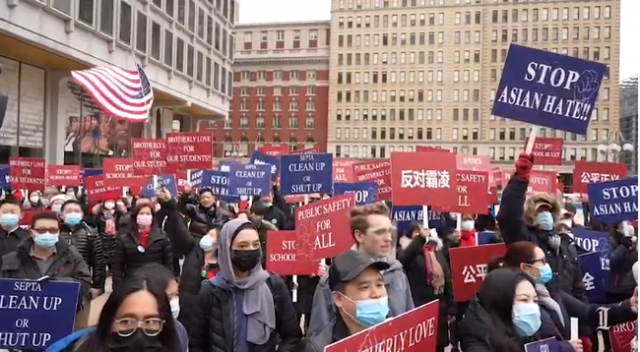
[
  {"left": 179, "top": 193, "right": 231, "bottom": 238},
  {"left": 497, "top": 176, "right": 588, "bottom": 303},
  {"left": 178, "top": 246, "right": 219, "bottom": 334},
  {"left": 0, "top": 227, "right": 30, "bottom": 267},
  {"left": 189, "top": 273, "right": 303, "bottom": 352},
  {"left": 155, "top": 198, "right": 196, "bottom": 256},
  {"left": 59, "top": 221, "right": 107, "bottom": 290},
  {"left": 111, "top": 226, "right": 173, "bottom": 290}
]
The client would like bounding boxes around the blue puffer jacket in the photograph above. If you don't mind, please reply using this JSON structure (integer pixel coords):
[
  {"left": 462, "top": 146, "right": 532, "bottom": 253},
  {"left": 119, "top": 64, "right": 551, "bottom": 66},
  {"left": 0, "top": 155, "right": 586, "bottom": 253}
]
[{"left": 45, "top": 326, "right": 95, "bottom": 352}]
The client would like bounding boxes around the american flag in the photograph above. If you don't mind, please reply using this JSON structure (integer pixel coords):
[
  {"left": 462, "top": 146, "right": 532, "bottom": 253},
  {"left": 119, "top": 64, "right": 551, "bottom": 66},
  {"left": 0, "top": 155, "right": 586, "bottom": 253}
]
[{"left": 70, "top": 63, "right": 154, "bottom": 121}]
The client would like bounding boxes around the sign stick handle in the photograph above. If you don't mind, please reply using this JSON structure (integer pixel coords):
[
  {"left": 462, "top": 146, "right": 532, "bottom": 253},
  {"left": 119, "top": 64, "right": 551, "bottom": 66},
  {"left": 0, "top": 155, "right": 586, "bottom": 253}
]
[
  {"left": 61, "top": 186, "right": 66, "bottom": 192},
  {"left": 292, "top": 275, "right": 298, "bottom": 302},
  {"left": 456, "top": 213, "right": 462, "bottom": 231},
  {"left": 422, "top": 206, "right": 429, "bottom": 228},
  {"left": 525, "top": 126, "right": 540, "bottom": 155},
  {"left": 122, "top": 187, "right": 128, "bottom": 198},
  {"left": 153, "top": 175, "right": 158, "bottom": 189},
  {"left": 570, "top": 317, "right": 579, "bottom": 340},
  {"left": 186, "top": 169, "right": 191, "bottom": 181}
]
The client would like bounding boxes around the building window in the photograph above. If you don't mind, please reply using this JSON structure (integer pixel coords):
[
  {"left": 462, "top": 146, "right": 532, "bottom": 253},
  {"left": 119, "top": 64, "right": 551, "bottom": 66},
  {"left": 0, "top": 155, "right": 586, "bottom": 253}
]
[
  {"left": 186, "top": 44, "right": 194, "bottom": 77},
  {"left": 135, "top": 11, "right": 147, "bottom": 53},
  {"left": 150, "top": 21, "right": 162, "bottom": 61},
  {"left": 78, "top": 0, "right": 95, "bottom": 26},
  {"left": 53, "top": 0, "right": 72, "bottom": 15},
  {"left": 175, "top": 37, "right": 184, "bottom": 72},
  {"left": 164, "top": 30, "right": 173, "bottom": 66},
  {"left": 99, "top": 0, "right": 115, "bottom": 35},
  {"left": 119, "top": 1, "right": 132, "bottom": 45}
]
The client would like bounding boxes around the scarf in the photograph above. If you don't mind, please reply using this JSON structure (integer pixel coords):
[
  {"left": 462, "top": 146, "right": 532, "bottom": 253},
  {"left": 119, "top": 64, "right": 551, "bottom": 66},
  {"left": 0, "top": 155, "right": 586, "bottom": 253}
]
[
  {"left": 423, "top": 245, "right": 445, "bottom": 294},
  {"left": 536, "top": 283, "right": 565, "bottom": 327},
  {"left": 460, "top": 229, "right": 477, "bottom": 247},
  {"left": 138, "top": 229, "right": 151, "bottom": 248}
]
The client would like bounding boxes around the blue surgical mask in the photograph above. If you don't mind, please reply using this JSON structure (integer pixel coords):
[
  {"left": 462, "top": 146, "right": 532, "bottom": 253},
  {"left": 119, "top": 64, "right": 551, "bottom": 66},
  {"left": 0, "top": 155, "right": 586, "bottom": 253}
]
[
  {"left": 513, "top": 303, "right": 541, "bottom": 337},
  {"left": 535, "top": 211, "right": 554, "bottom": 231},
  {"left": 537, "top": 264, "right": 553, "bottom": 284},
  {"left": 34, "top": 233, "right": 59, "bottom": 248},
  {"left": 0, "top": 213, "right": 19, "bottom": 229},
  {"left": 64, "top": 213, "right": 83, "bottom": 227},
  {"left": 199, "top": 236, "right": 215, "bottom": 252},
  {"left": 342, "top": 294, "right": 389, "bottom": 327}
]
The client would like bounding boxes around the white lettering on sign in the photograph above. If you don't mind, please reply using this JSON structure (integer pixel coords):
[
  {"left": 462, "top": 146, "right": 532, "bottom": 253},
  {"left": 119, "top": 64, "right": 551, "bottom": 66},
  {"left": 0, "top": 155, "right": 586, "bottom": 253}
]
[
  {"left": 593, "top": 202, "right": 638, "bottom": 217},
  {"left": 133, "top": 141, "right": 165, "bottom": 149},
  {"left": 9, "top": 159, "right": 44, "bottom": 168},
  {"left": 344, "top": 189, "right": 370, "bottom": 204},
  {"left": 393, "top": 209, "right": 423, "bottom": 222},
  {"left": 498, "top": 86, "right": 593, "bottom": 121},
  {"left": 462, "top": 264, "right": 488, "bottom": 283},
  {"left": 601, "top": 185, "right": 638, "bottom": 200},
  {"left": 296, "top": 197, "right": 353, "bottom": 221},
  {"left": 253, "top": 159, "right": 277, "bottom": 174},
  {"left": 401, "top": 170, "right": 450, "bottom": 189},
  {"left": 359, "top": 316, "right": 437, "bottom": 352},
  {"left": 166, "top": 155, "right": 211, "bottom": 163},
  {"left": 288, "top": 162, "right": 326, "bottom": 172},
  {"left": 575, "top": 237, "right": 600, "bottom": 252},
  {"left": 524, "top": 63, "right": 580, "bottom": 91},
  {"left": 580, "top": 172, "right": 622, "bottom": 183},
  {"left": 583, "top": 272, "right": 595, "bottom": 291},
  {"left": 167, "top": 135, "right": 211, "bottom": 143}
]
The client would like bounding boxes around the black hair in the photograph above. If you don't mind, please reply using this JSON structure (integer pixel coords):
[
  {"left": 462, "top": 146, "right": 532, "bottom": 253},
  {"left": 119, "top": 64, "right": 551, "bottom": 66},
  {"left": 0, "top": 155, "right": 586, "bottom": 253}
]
[
  {"left": 405, "top": 221, "right": 423, "bottom": 238},
  {"left": 198, "top": 188, "right": 214, "bottom": 197},
  {"left": 130, "top": 204, "right": 156, "bottom": 232},
  {"left": 131, "top": 263, "right": 176, "bottom": 291},
  {"left": 0, "top": 195, "right": 22, "bottom": 209},
  {"left": 61, "top": 199, "right": 82, "bottom": 212},
  {"left": 477, "top": 268, "right": 536, "bottom": 351},
  {"left": 30, "top": 212, "right": 59, "bottom": 229},
  {"left": 74, "top": 278, "right": 180, "bottom": 352}
]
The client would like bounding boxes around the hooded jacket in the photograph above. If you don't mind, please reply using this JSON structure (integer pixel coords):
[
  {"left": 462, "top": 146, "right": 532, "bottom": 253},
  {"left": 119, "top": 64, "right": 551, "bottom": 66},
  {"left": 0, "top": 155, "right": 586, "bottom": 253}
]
[
  {"left": 306, "top": 249, "right": 414, "bottom": 337},
  {"left": 497, "top": 176, "right": 588, "bottom": 303}
]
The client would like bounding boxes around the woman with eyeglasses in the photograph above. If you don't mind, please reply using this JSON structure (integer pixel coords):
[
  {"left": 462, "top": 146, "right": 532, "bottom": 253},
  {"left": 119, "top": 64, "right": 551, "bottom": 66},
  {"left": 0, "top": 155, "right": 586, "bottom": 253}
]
[{"left": 46, "top": 277, "right": 181, "bottom": 352}]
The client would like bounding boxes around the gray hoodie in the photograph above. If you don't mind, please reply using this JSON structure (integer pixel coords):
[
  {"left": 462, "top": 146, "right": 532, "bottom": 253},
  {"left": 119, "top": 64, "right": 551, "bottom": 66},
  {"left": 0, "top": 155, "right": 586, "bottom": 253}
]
[{"left": 306, "top": 249, "right": 414, "bottom": 337}]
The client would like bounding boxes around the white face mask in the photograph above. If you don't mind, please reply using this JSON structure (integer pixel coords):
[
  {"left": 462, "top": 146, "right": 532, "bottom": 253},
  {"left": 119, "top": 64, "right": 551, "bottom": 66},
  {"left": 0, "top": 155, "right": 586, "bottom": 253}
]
[
  {"left": 461, "top": 220, "right": 475, "bottom": 232},
  {"left": 170, "top": 298, "right": 180, "bottom": 319}
]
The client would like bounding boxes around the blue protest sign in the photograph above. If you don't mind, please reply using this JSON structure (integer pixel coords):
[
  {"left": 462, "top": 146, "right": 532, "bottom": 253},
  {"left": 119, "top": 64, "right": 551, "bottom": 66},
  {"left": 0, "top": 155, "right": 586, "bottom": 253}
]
[
  {"left": 250, "top": 151, "right": 279, "bottom": 180},
  {"left": 0, "top": 279, "right": 80, "bottom": 350},
  {"left": 572, "top": 228, "right": 610, "bottom": 271},
  {"left": 334, "top": 182, "right": 377, "bottom": 206},
  {"left": 478, "top": 231, "right": 498, "bottom": 245},
  {"left": 578, "top": 252, "right": 607, "bottom": 303},
  {"left": 190, "top": 169, "right": 203, "bottom": 187},
  {"left": 587, "top": 176, "right": 638, "bottom": 225},
  {"left": 492, "top": 44, "right": 607, "bottom": 135},
  {"left": 201, "top": 170, "right": 238, "bottom": 202},
  {"left": 0, "top": 166, "right": 9, "bottom": 188},
  {"left": 280, "top": 153, "right": 333, "bottom": 196},
  {"left": 140, "top": 175, "right": 178, "bottom": 198},
  {"left": 228, "top": 164, "right": 271, "bottom": 197},
  {"left": 428, "top": 209, "right": 442, "bottom": 232},
  {"left": 81, "top": 168, "right": 103, "bottom": 180},
  {"left": 524, "top": 337, "right": 560, "bottom": 352},
  {"left": 219, "top": 161, "right": 242, "bottom": 173},
  {"left": 392, "top": 205, "right": 424, "bottom": 235}
]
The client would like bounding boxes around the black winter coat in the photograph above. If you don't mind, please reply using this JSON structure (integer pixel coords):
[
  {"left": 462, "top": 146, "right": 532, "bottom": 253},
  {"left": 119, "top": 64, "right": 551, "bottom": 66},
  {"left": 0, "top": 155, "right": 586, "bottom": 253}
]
[
  {"left": 59, "top": 222, "right": 107, "bottom": 290},
  {"left": 178, "top": 246, "right": 219, "bottom": 334},
  {"left": 189, "top": 273, "right": 303, "bottom": 352},
  {"left": 0, "top": 227, "right": 30, "bottom": 267},
  {"left": 111, "top": 227, "right": 173, "bottom": 290},
  {"left": 179, "top": 193, "right": 231, "bottom": 238}
]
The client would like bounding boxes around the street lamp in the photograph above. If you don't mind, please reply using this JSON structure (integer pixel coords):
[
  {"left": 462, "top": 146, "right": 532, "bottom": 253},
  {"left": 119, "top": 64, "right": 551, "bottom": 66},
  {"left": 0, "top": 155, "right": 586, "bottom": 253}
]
[{"left": 597, "top": 130, "right": 634, "bottom": 162}]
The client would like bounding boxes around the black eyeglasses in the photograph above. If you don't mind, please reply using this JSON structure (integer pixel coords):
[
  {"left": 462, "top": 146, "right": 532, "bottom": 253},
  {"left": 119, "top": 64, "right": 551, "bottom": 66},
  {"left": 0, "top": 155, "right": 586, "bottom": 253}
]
[{"left": 113, "top": 318, "right": 165, "bottom": 337}]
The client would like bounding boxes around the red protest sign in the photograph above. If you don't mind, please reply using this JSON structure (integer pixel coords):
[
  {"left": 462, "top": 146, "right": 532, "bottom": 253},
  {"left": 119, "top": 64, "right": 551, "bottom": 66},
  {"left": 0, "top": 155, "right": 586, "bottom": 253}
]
[
  {"left": 284, "top": 194, "right": 306, "bottom": 204},
  {"left": 166, "top": 132, "right": 214, "bottom": 170},
  {"left": 333, "top": 159, "right": 357, "bottom": 182},
  {"left": 529, "top": 170, "right": 557, "bottom": 193},
  {"left": 85, "top": 175, "right": 123, "bottom": 203},
  {"left": 46, "top": 165, "right": 81, "bottom": 187},
  {"left": 258, "top": 145, "right": 288, "bottom": 157},
  {"left": 524, "top": 137, "right": 563, "bottom": 165},
  {"left": 449, "top": 243, "right": 506, "bottom": 302},
  {"left": 174, "top": 170, "right": 188, "bottom": 193},
  {"left": 294, "top": 194, "right": 356, "bottom": 260},
  {"left": 103, "top": 158, "right": 145, "bottom": 188},
  {"left": 132, "top": 138, "right": 168, "bottom": 176},
  {"left": 432, "top": 170, "right": 490, "bottom": 214},
  {"left": 573, "top": 161, "right": 628, "bottom": 194},
  {"left": 456, "top": 155, "right": 491, "bottom": 171},
  {"left": 353, "top": 159, "right": 389, "bottom": 174},
  {"left": 355, "top": 164, "right": 392, "bottom": 201},
  {"left": 416, "top": 146, "right": 450, "bottom": 153},
  {"left": 390, "top": 152, "right": 457, "bottom": 207},
  {"left": 325, "top": 300, "right": 440, "bottom": 352},
  {"left": 292, "top": 147, "right": 320, "bottom": 155},
  {"left": 265, "top": 230, "right": 320, "bottom": 276},
  {"left": 609, "top": 321, "right": 637, "bottom": 352},
  {"left": 9, "top": 157, "right": 45, "bottom": 191}
]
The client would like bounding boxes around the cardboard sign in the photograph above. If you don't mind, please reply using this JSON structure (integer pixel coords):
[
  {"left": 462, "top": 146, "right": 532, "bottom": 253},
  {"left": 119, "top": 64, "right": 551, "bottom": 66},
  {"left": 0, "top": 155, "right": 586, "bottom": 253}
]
[
  {"left": 292, "top": 147, "right": 320, "bottom": 155},
  {"left": 572, "top": 228, "right": 611, "bottom": 271},
  {"left": 280, "top": 153, "right": 333, "bottom": 196},
  {"left": 333, "top": 159, "right": 357, "bottom": 182},
  {"left": 456, "top": 155, "right": 491, "bottom": 171},
  {"left": 0, "top": 279, "right": 80, "bottom": 350},
  {"left": 265, "top": 230, "right": 319, "bottom": 276},
  {"left": 390, "top": 152, "right": 457, "bottom": 207},
  {"left": 492, "top": 44, "right": 606, "bottom": 135},
  {"left": 102, "top": 158, "right": 144, "bottom": 188},
  {"left": 139, "top": 175, "right": 178, "bottom": 198},
  {"left": 572, "top": 161, "right": 627, "bottom": 194},
  {"left": 391, "top": 205, "right": 424, "bottom": 234},
  {"left": 84, "top": 175, "right": 123, "bottom": 203},
  {"left": 609, "top": 321, "right": 637, "bottom": 352},
  {"left": 524, "top": 337, "right": 560, "bottom": 352},
  {"left": 524, "top": 137, "right": 563, "bottom": 165},
  {"left": 131, "top": 138, "right": 168, "bottom": 176},
  {"left": 228, "top": 163, "right": 271, "bottom": 197},
  {"left": 334, "top": 182, "right": 377, "bottom": 206},
  {"left": 578, "top": 252, "right": 606, "bottom": 303},
  {"left": 325, "top": 300, "right": 440, "bottom": 352},
  {"left": 46, "top": 165, "right": 81, "bottom": 187},
  {"left": 449, "top": 244, "right": 507, "bottom": 302},
  {"left": 201, "top": 170, "right": 237, "bottom": 202},
  {"left": 587, "top": 176, "right": 638, "bottom": 225},
  {"left": 166, "top": 132, "right": 214, "bottom": 170},
  {"left": 9, "top": 157, "right": 45, "bottom": 192},
  {"left": 432, "top": 170, "right": 490, "bottom": 214},
  {"left": 258, "top": 145, "right": 288, "bottom": 157},
  {"left": 294, "top": 194, "right": 355, "bottom": 260},
  {"left": 355, "top": 163, "right": 392, "bottom": 201},
  {"left": 250, "top": 150, "right": 280, "bottom": 180}
]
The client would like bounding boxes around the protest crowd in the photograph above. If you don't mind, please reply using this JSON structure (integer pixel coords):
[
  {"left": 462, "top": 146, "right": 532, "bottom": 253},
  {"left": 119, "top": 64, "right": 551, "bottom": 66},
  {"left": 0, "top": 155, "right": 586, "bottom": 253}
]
[{"left": 0, "top": 46, "right": 638, "bottom": 352}]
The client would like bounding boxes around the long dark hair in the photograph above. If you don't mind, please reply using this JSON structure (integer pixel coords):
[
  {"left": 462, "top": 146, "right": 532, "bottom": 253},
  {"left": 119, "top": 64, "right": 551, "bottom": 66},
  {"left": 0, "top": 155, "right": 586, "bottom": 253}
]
[
  {"left": 478, "top": 268, "right": 536, "bottom": 351},
  {"left": 487, "top": 241, "right": 539, "bottom": 272},
  {"left": 75, "top": 278, "right": 180, "bottom": 352}
]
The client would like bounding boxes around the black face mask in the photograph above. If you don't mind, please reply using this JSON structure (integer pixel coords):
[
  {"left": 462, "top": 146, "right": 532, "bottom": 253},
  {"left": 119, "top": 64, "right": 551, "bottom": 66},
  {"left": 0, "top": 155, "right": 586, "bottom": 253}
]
[
  {"left": 231, "top": 249, "right": 261, "bottom": 272},
  {"left": 109, "top": 330, "right": 164, "bottom": 352}
]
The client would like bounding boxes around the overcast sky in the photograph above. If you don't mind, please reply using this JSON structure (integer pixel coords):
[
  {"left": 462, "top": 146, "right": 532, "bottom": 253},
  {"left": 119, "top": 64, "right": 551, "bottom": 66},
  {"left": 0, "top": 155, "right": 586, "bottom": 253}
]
[{"left": 238, "top": 0, "right": 639, "bottom": 81}]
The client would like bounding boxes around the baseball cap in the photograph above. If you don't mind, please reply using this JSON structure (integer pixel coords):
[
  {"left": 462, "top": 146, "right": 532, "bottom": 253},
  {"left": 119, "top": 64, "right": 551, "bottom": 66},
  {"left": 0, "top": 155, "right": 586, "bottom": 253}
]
[{"left": 328, "top": 251, "right": 390, "bottom": 291}]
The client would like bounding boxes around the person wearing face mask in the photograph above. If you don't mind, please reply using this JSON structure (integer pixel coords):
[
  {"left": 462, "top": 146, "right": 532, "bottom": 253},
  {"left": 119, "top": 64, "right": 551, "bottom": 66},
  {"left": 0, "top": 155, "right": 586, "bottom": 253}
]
[
  {"left": 497, "top": 153, "right": 589, "bottom": 304},
  {"left": 0, "top": 195, "right": 30, "bottom": 267},
  {"left": 301, "top": 250, "right": 390, "bottom": 352},
  {"left": 94, "top": 198, "right": 129, "bottom": 274},
  {"left": 189, "top": 218, "right": 303, "bottom": 352},
  {"left": 178, "top": 227, "right": 221, "bottom": 334},
  {"left": 606, "top": 221, "right": 638, "bottom": 303},
  {"left": 50, "top": 194, "right": 69, "bottom": 216},
  {"left": 253, "top": 190, "right": 287, "bottom": 230},
  {"left": 111, "top": 204, "right": 174, "bottom": 291},
  {"left": 486, "top": 241, "right": 639, "bottom": 352},
  {"left": 19, "top": 190, "right": 44, "bottom": 227}
]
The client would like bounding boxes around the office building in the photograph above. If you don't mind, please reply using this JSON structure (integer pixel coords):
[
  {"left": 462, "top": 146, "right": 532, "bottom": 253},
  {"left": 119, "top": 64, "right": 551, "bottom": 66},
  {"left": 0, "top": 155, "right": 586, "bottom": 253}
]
[{"left": 620, "top": 75, "right": 638, "bottom": 175}]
